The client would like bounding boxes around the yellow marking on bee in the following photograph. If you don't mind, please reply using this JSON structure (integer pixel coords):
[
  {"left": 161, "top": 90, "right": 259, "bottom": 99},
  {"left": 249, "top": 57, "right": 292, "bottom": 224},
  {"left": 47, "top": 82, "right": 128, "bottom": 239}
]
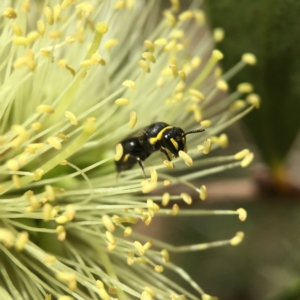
[
  {"left": 123, "top": 154, "right": 130, "bottom": 162},
  {"left": 170, "top": 138, "right": 178, "bottom": 150},
  {"left": 149, "top": 126, "right": 172, "bottom": 145}
]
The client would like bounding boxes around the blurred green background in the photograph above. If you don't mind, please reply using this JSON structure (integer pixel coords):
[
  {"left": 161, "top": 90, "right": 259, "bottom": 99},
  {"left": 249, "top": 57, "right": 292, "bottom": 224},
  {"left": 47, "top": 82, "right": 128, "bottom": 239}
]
[{"left": 141, "top": 1, "right": 300, "bottom": 299}]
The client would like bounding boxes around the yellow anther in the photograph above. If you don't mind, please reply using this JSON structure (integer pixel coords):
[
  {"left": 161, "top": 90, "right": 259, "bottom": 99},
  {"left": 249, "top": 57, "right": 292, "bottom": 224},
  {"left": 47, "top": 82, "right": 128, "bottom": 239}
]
[
  {"left": 168, "top": 65, "right": 177, "bottom": 77},
  {"left": 230, "top": 100, "right": 246, "bottom": 111},
  {"left": 6, "top": 159, "right": 19, "bottom": 171},
  {"left": 114, "top": 143, "right": 123, "bottom": 161},
  {"left": 161, "top": 249, "right": 170, "bottom": 263},
  {"left": 102, "top": 215, "right": 115, "bottom": 232},
  {"left": 179, "top": 150, "right": 193, "bottom": 166},
  {"left": 127, "top": 251, "right": 135, "bottom": 265},
  {"left": 218, "top": 133, "right": 228, "bottom": 148},
  {"left": 13, "top": 36, "right": 28, "bottom": 46},
  {"left": 212, "top": 49, "right": 224, "bottom": 61},
  {"left": 37, "top": 20, "right": 45, "bottom": 35},
  {"left": 200, "top": 120, "right": 212, "bottom": 127},
  {"left": 91, "top": 53, "right": 106, "bottom": 65},
  {"left": 216, "top": 79, "right": 228, "bottom": 91},
  {"left": 178, "top": 70, "right": 186, "bottom": 81},
  {"left": 194, "top": 9, "right": 205, "bottom": 25},
  {"left": 40, "top": 48, "right": 51, "bottom": 57},
  {"left": 56, "top": 225, "right": 66, "bottom": 241},
  {"left": 47, "top": 137, "right": 62, "bottom": 150},
  {"left": 36, "top": 105, "right": 54, "bottom": 114},
  {"left": 83, "top": 118, "right": 96, "bottom": 135},
  {"left": 202, "top": 294, "right": 218, "bottom": 300},
  {"left": 180, "top": 193, "right": 192, "bottom": 205},
  {"left": 128, "top": 111, "right": 137, "bottom": 129},
  {"left": 178, "top": 11, "right": 194, "bottom": 21},
  {"left": 33, "top": 169, "right": 44, "bottom": 181},
  {"left": 237, "top": 208, "right": 247, "bottom": 221},
  {"left": 45, "top": 185, "right": 55, "bottom": 201},
  {"left": 164, "top": 180, "right": 171, "bottom": 186},
  {"left": 58, "top": 296, "right": 74, "bottom": 300},
  {"left": 124, "top": 226, "right": 132, "bottom": 237},
  {"left": 172, "top": 203, "right": 179, "bottom": 215},
  {"left": 142, "top": 52, "right": 156, "bottom": 63},
  {"left": 54, "top": 4, "right": 61, "bottom": 21},
  {"left": 104, "top": 38, "right": 118, "bottom": 49},
  {"left": 114, "top": 1, "right": 126, "bottom": 9},
  {"left": 213, "top": 28, "right": 225, "bottom": 42},
  {"left": 162, "top": 192, "right": 170, "bottom": 206},
  {"left": 0, "top": 229, "right": 15, "bottom": 248},
  {"left": 246, "top": 93, "right": 260, "bottom": 108},
  {"left": 144, "top": 40, "right": 155, "bottom": 52},
  {"left": 105, "top": 231, "right": 116, "bottom": 245},
  {"left": 141, "top": 180, "right": 157, "bottom": 193},
  {"left": 115, "top": 98, "right": 130, "bottom": 106},
  {"left": 51, "top": 206, "right": 60, "bottom": 218},
  {"left": 241, "top": 152, "right": 254, "bottom": 168},
  {"left": 203, "top": 139, "right": 211, "bottom": 154},
  {"left": 76, "top": 2, "right": 94, "bottom": 13},
  {"left": 230, "top": 232, "right": 244, "bottom": 246},
  {"left": 134, "top": 241, "right": 145, "bottom": 255},
  {"left": 49, "top": 30, "right": 62, "bottom": 39},
  {"left": 65, "top": 111, "right": 78, "bottom": 125},
  {"left": 234, "top": 149, "right": 250, "bottom": 160},
  {"left": 11, "top": 23, "right": 22, "bottom": 36},
  {"left": 154, "top": 265, "right": 164, "bottom": 273},
  {"left": 12, "top": 174, "right": 21, "bottom": 189},
  {"left": 163, "top": 10, "right": 176, "bottom": 26},
  {"left": 96, "top": 22, "right": 109, "bottom": 34},
  {"left": 96, "top": 280, "right": 110, "bottom": 300},
  {"left": 65, "top": 37, "right": 75, "bottom": 43},
  {"left": 163, "top": 160, "right": 174, "bottom": 169},
  {"left": 3, "top": 7, "right": 17, "bottom": 18},
  {"left": 237, "top": 82, "right": 253, "bottom": 93},
  {"left": 144, "top": 286, "right": 156, "bottom": 298},
  {"left": 65, "top": 205, "right": 75, "bottom": 221},
  {"left": 164, "top": 39, "right": 176, "bottom": 52},
  {"left": 150, "top": 169, "right": 158, "bottom": 182},
  {"left": 141, "top": 291, "right": 153, "bottom": 300},
  {"left": 44, "top": 6, "right": 54, "bottom": 25},
  {"left": 61, "top": 0, "right": 75, "bottom": 10},
  {"left": 122, "top": 80, "right": 136, "bottom": 89},
  {"left": 15, "top": 231, "right": 29, "bottom": 251},
  {"left": 44, "top": 254, "right": 56, "bottom": 263},
  {"left": 242, "top": 53, "right": 257, "bottom": 65},
  {"left": 143, "top": 240, "right": 153, "bottom": 251},
  {"left": 191, "top": 56, "right": 202, "bottom": 68},
  {"left": 154, "top": 38, "right": 167, "bottom": 46},
  {"left": 199, "top": 185, "right": 207, "bottom": 200},
  {"left": 189, "top": 89, "right": 205, "bottom": 101},
  {"left": 43, "top": 203, "right": 52, "bottom": 221},
  {"left": 80, "top": 59, "right": 94, "bottom": 67}
]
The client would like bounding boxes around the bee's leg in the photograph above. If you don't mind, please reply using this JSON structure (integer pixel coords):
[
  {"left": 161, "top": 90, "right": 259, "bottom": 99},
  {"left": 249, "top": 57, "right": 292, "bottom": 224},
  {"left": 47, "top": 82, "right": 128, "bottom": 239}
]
[
  {"left": 135, "top": 156, "right": 146, "bottom": 178},
  {"left": 160, "top": 147, "right": 171, "bottom": 161}
]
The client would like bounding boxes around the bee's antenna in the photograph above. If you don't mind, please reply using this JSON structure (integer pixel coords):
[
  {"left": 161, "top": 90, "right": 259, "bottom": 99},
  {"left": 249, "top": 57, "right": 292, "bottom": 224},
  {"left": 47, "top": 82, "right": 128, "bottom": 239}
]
[{"left": 184, "top": 128, "right": 205, "bottom": 137}]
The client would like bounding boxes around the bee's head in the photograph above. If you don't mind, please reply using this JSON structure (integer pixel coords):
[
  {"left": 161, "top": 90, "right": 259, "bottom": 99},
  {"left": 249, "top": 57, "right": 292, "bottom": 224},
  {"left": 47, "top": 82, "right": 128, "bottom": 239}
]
[{"left": 162, "top": 127, "right": 205, "bottom": 157}]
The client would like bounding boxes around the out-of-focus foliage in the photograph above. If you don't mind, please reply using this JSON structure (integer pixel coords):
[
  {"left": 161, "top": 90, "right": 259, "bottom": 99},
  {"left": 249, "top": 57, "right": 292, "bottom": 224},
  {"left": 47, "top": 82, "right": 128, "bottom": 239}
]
[{"left": 206, "top": 0, "right": 300, "bottom": 172}]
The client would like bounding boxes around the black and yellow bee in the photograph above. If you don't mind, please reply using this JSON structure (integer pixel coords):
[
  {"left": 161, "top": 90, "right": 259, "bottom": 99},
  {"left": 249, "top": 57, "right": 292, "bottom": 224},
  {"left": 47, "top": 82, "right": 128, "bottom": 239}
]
[{"left": 115, "top": 122, "right": 205, "bottom": 177}]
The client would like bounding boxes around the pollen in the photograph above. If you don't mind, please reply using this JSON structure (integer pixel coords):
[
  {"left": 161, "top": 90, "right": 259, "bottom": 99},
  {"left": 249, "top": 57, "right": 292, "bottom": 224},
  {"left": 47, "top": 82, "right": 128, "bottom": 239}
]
[
  {"left": 115, "top": 98, "right": 130, "bottom": 106},
  {"left": 201, "top": 120, "right": 212, "bottom": 127},
  {"left": 43, "top": 203, "right": 52, "bottom": 221},
  {"left": 212, "top": 50, "right": 224, "bottom": 61},
  {"left": 180, "top": 193, "right": 192, "bottom": 205},
  {"left": 6, "top": 159, "right": 19, "bottom": 171},
  {"left": 36, "top": 105, "right": 55, "bottom": 114},
  {"left": 3, "top": 7, "right": 17, "bottom": 18},
  {"left": 143, "top": 240, "right": 153, "bottom": 251},
  {"left": 234, "top": 149, "right": 250, "bottom": 160},
  {"left": 56, "top": 225, "right": 66, "bottom": 241},
  {"left": 164, "top": 160, "right": 174, "bottom": 168},
  {"left": 162, "top": 192, "right": 170, "bottom": 206},
  {"left": 0, "top": 229, "right": 15, "bottom": 248},
  {"left": 203, "top": 139, "right": 212, "bottom": 154},
  {"left": 150, "top": 169, "right": 158, "bottom": 182},
  {"left": 178, "top": 10, "right": 194, "bottom": 21},
  {"left": 65, "top": 111, "right": 78, "bottom": 125},
  {"left": 154, "top": 265, "right": 164, "bottom": 273},
  {"left": 124, "top": 226, "right": 132, "bottom": 237},
  {"left": 15, "top": 231, "right": 29, "bottom": 251},
  {"left": 144, "top": 40, "right": 155, "bottom": 52},
  {"left": 102, "top": 215, "right": 115, "bottom": 232},
  {"left": 141, "top": 180, "right": 157, "bottom": 193},
  {"left": 12, "top": 174, "right": 21, "bottom": 189},
  {"left": 237, "top": 82, "right": 253, "bottom": 93},
  {"left": 128, "top": 111, "right": 137, "bottom": 129},
  {"left": 142, "top": 52, "right": 156, "bottom": 63},
  {"left": 246, "top": 93, "right": 260, "bottom": 108},
  {"left": 242, "top": 53, "right": 257, "bottom": 65},
  {"left": 134, "top": 241, "right": 145, "bottom": 255},
  {"left": 96, "top": 280, "right": 110, "bottom": 300},
  {"left": 199, "top": 185, "right": 207, "bottom": 200},
  {"left": 104, "top": 39, "right": 119, "bottom": 49},
  {"left": 47, "top": 137, "right": 62, "bottom": 150},
  {"left": 43, "top": 6, "right": 54, "bottom": 25},
  {"left": 189, "top": 89, "right": 205, "bottom": 101},
  {"left": 106, "top": 231, "right": 116, "bottom": 246},
  {"left": 230, "top": 100, "right": 246, "bottom": 112},
  {"left": 122, "top": 80, "right": 136, "bottom": 89},
  {"left": 154, "top": 38, "right": 167, "bottom": 46},
  {"left": 179, "top": 150, "right": 193, "bottom": 166},
  {"left": 43, "top": 254, "right": 56, "bottom": 263},
  {"left": 237, "top": 208, "right": 247, "bottom": 221},
  {"left": 240, "top": 152, "right": 254, "bottom": 168},
  {"left": 216, "top": 79, "right": 228, "bottom": 91},
  {"left": 161, "top": 249, "right": 170, "bottom": 263},
  {"left": 172, "top": 204, "right": 180, "bottom": 215},
  {"left": 141, "top": 291, "right": 153, "bottom": 300},
  {"left": 213, "top": 28, "right": 225, "bottom": 43},
  {"left": 230, "top": 232, "right": 244, "bottom": 246}
]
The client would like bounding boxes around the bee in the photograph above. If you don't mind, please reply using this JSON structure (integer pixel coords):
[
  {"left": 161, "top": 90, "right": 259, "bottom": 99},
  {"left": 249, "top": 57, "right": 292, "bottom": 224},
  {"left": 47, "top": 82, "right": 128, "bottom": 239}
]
[{"left": 115, "top": 122, "right": 205, "bottom": 177}]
